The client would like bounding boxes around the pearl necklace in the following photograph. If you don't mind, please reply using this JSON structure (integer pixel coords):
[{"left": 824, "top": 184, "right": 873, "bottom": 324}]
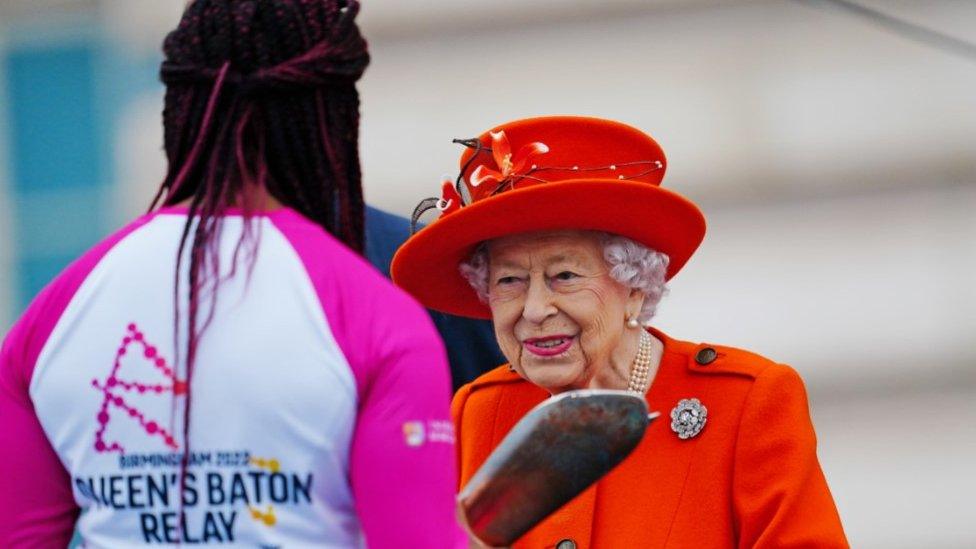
[{"left": 627, "top": 329, "right": 653, "bottom": 395}]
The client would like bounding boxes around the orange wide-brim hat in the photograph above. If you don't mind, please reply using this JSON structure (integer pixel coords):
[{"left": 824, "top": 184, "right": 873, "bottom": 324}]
[{"left": 391, "top": 116, "right": 706, "bottom": 319}]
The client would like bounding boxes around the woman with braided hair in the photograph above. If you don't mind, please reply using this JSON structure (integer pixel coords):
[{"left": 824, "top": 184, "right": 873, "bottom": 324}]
[{"left": 0, "top": 1, "right": 465, "bottom": 546}]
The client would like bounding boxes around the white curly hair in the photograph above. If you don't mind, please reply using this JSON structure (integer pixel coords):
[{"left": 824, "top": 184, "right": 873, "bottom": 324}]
[{"left": 458, "top": 232, "right": 670, "bottom": 324}]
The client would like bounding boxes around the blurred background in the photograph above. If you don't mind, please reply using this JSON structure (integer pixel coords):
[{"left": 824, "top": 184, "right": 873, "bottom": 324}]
[{"left": 1, "top": 0, "right": 974, "bottom": 546}]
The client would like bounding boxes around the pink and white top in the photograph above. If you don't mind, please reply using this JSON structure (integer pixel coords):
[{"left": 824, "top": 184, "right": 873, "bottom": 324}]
[{"left": 0, "top": 207, "right": 466, "bottom": 548}]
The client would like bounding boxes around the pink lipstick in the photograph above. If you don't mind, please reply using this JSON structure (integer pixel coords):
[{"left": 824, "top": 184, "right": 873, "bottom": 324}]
[{"left": 523, "top": 335, "right": 574, "bottom": 357}]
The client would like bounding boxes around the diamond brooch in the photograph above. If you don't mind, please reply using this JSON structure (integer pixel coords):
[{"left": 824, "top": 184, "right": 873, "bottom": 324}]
[{"left": 670, "top": 398, "right": 707, "bottom": 440}]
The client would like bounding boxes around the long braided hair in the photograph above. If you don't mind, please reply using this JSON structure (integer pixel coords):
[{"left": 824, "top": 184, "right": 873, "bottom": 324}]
[{"left": 150, "top": 0, "right": 369, "bottom": 508}]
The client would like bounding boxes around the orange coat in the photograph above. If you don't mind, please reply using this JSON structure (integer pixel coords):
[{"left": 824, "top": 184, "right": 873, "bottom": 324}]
[{"left": 452, "top": 329, "right": 848, "bottom": 548}]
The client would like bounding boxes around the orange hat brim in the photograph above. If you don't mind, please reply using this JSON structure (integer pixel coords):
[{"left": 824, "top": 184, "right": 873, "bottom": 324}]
[{"left": 391, "top": 179, "right": 706, "bottom": 319}]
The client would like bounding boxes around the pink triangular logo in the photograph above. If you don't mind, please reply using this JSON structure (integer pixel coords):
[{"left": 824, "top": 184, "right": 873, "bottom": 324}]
[{"left": 90, "top": 323, "right": 186, "bottom": 454}]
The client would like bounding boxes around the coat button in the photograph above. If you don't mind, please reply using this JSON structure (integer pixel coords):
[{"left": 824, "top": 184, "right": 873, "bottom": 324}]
[
  {"left": 695, "top": 347, "right": 717, "bottom": 365},
  {"left": 556, "top": 540, "right": 577, "bottom": 549}
]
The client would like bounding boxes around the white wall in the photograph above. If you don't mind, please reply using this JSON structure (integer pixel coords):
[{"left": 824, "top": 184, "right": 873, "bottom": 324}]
[
  {"left": 658, "top": 183, "right": 976, "bottom": 393},
  {"left": 355, "top": 1, "right": 976, "bottom": 211}
]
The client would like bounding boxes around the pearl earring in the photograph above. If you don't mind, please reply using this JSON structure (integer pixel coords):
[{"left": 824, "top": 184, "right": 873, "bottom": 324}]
[{"left": 627, "top": 316, "right": 640, "bottom": 329}]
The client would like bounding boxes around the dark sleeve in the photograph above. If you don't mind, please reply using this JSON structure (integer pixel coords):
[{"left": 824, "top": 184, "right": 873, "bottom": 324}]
[{"left": 428, "top": 310, "right": 505, "bottom": 390}]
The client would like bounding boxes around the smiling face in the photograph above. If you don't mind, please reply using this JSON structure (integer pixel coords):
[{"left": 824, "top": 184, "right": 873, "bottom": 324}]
[{"left": 486, "top": 230, "right": 645, "bottom": 394}]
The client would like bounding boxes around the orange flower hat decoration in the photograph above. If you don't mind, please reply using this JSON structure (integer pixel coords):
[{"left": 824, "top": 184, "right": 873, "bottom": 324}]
[{"left": 469, "top": 131, "right": 550, "bottom": 193}]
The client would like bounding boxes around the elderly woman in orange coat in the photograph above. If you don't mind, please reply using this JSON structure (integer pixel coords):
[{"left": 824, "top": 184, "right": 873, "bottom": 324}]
[{"left": 392, "top": 116, "right": 848, "bottom": 548}]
